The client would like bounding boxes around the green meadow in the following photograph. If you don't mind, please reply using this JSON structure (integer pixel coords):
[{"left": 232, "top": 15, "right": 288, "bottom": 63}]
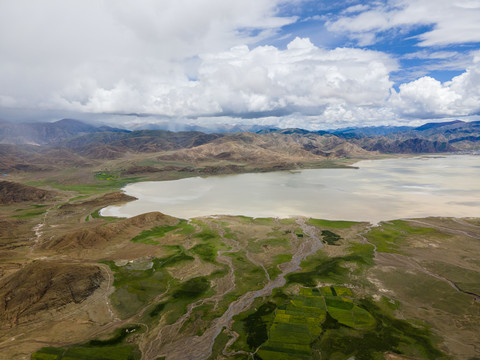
[{"left": 31, "top": 326, "right": 142, "bottom": 360}]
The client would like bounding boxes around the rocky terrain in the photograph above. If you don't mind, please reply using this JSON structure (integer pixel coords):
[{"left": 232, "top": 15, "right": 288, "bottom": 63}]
[{"left": 0, "top": 261, "right": 105, "bottom": 327}]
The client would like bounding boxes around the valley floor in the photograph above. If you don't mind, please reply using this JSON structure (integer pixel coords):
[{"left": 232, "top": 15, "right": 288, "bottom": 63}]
[{"left": 0, "top": 173, "right": 479, "bottom": 360}]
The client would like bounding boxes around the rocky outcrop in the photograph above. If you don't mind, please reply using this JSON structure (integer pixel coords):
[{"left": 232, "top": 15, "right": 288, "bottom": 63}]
[{"left": 0, "top": 261, "right": 104, "bottom": 326}]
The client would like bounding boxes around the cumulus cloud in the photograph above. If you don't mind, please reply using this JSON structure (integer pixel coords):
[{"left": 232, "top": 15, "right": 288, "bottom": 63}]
[
  {"left": 390, "top": 52, "right": 480, "bottom": 118},
  {"left": 48, "top": 37, "right": 397, "bottom": 122},
  {"left": 327, "top": 0, "right": 480, "bottom": 47},
  {"left": 1, "top": 0, "right": 479, "bottom": 129},
  {"left": 197, "top": 38, "right": 396, "bottom": 112},
  {"left": 0, "top": 0, "right": 295, "bottom": 108}
]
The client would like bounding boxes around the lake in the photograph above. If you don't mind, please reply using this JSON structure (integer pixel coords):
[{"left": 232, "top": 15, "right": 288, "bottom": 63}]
[{"left": 101, "top": 155, "right": 480, "bottom": 223}]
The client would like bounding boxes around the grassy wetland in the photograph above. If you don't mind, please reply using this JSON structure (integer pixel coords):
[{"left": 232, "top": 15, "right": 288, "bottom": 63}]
[{"left": 0, "top": 159, "right": 479, "bottom": 360}]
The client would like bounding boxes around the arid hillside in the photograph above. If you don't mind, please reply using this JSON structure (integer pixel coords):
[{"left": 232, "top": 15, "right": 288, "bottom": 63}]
[{"left": 0, "top": 180, "right": 57, "bottom": 204}]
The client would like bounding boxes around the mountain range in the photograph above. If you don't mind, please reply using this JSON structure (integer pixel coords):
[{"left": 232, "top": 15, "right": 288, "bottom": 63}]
[{"left": 0, "top": 118, "right": 479, "bottom": 174}]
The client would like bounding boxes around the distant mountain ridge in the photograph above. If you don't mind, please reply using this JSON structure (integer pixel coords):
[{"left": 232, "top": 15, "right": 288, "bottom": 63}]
[
  {"left": 415, "top": 120, "right": 465, "bottom": 131},
  {"left": 0, "top": 118, "right": 128, "bottom": 145},
  {"left": 0, "top": 119, "right": 479, "bottom": 173}
]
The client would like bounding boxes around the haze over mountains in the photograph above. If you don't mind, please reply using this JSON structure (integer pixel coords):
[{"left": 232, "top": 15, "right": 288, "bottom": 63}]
[{"left": 0, "top": 118, "right": 479, "bottom": 173}]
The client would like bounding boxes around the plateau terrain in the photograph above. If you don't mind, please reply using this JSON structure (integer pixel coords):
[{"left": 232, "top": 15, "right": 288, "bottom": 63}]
[
  {"left": 0, "top": 120, "right": 479, "bottom": 360},
  {"left": 3, "top": 0, "right": 480, "bottom": 358}
]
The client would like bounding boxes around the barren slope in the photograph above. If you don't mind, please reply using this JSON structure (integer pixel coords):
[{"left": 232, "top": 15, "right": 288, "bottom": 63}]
[{"left": 0, "top": 261, "right": 104, "bottom": 327}]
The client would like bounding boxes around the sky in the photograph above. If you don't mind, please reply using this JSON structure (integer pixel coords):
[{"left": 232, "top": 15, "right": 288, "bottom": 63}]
[{"left": 1, "top": 0, "right": 480, "bottom": 130}]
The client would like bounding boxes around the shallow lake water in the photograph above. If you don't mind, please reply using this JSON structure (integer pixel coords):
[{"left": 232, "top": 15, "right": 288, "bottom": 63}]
[{"left": 101, "top": 155, "right": 480, "bottom": 223}]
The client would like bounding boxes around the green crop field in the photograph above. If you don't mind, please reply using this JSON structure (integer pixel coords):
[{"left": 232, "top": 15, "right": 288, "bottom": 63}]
[
  {"left": 257, "top": 286, "right": 376, "bottom": 359},
  {"left": 228, "top": 284, "right": 445, "bottom": 360},
  {"left": 307, "top": 218, "right": 359, "bottom": 229}
]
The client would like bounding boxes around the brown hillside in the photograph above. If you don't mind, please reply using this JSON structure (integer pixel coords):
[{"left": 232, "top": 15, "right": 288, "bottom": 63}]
[
  {"left": 60, "top": 191, "right": 136, "bottom": 210},
  {"left": 42, "top": 212, "right": 178, "bottom": 252},
  {"left": 327, "top": 142, "right": 372, "bottom": 157},
  {"left": 0, "top": 181, "right": 56, "bottom": 204},
  {"left": 157, "top": 133, "right": 324, "bottom": 163},
  {"left": 0, "top": 261, "right": 104, "bottom": 327},
  {"left": 156, "top": 132, "right": 375, "bottom": 164}
]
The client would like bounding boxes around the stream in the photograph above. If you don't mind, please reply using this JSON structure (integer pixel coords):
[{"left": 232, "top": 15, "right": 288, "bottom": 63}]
[{"left": 144, "top": 218, "right": 323, "bottom": 360}]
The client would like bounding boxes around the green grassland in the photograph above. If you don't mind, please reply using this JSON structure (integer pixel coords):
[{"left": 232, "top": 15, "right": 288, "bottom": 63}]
[
  {"left": 104, "top": 252, "right": 218, "bottom": 324},
  {"left": 266, "top": 253, "right": 293, "bottom": 280},
  {"left": 179, "top": 302, "right": 216, "bottom": 336},
  {"left": 197, "top": 250, "right": 269, "bottom": 331},
  {"left": 189, "top": 220, "right": 230, "bottom": 263},
  {"left": 12, "top": 209, "right": 47, "bottom": 218},
  {"left": 246, "top": 236, "right": 290, "bottom": 254},
  {"left": 366, "top": 220, "right": 437, "bottom": 253},
  {"left": 31, "top": 345, "right": 140, "bottom": 360},
  {"left": 226, "top": 251, "right": 267, "bottom": 295},
  {"left": 205, "top": 251, "right": 267, "bottom": 329},
  {"left": 422, "top": 261, "right": 480, "bottom": 294},
  {"left": 162, "top": 276, "right": 213, "bottom": 324},
  {"left": 131, "top": 219, "right": 195, "bottom": 245},
  {"left": 104, "top": 218, "right": 233, "bottom": 328},
  {"left": 102, "top": 258, "right": 174, "bottom": 318},
  {"left": 230, "top": 299, "right": 277, "bottom": 352},
  {"left": 27, "top": 175, "right": 143, "bottom": 195},
  {"left": 31, "top": 326, "right": 142, "bottom": 360},
  {"left": 286, "top": 243, "right": 374, "bottom": 286},
  {"left": 307, "top": 218, "right": 359, "bottom": 229},
  {"left": 101, "top": 243, "right": 205, "bottom": 318},
  {"left": 207, "top": 328, "right": 232, "bottom": 360}
]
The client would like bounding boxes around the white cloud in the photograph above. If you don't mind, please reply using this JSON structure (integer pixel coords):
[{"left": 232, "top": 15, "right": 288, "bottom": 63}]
[
  {"left": 1, "top": 0, "right": 479, "bottom": 129},
  {"left": 327, "top": 0, "right": 480, "bottom": 47},
  {"left": 390, "top": 52, "right": 480, "bottom": 118},
  {"left": 48, "top": 37, "right": 396, "bottom": 121},
  {"left": 342, "top": 5, "right": 371, "bottom": 14},
  {"left": 402, "top": 51, "right": 460, "bottom": 60},
  {"left": 0, "top": 0, "right": 296, "bottom": 109}
]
